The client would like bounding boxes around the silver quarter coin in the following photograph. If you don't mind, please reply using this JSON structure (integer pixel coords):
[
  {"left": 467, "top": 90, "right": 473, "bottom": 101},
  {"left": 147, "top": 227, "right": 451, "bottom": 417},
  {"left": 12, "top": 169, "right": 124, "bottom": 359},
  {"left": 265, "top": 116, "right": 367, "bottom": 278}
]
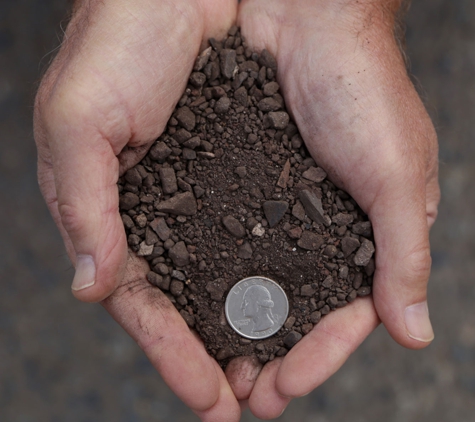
[{"left": 225, "top": 276, "right": 289, "bottom": 340}]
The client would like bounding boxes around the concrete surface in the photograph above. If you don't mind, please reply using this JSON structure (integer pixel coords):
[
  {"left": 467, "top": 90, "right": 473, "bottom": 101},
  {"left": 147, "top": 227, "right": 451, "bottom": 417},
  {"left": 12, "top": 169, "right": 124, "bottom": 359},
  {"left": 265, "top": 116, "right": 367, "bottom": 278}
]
[{"left": 1, "top": 0, "right": 474, "bottom": 421}]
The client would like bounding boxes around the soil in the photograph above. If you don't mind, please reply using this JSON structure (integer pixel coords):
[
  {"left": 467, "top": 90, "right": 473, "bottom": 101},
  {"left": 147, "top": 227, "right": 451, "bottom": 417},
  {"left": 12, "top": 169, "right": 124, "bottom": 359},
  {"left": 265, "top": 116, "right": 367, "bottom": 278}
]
[{"left": 117, "top": 27, "right": 375, "bottom": 368}]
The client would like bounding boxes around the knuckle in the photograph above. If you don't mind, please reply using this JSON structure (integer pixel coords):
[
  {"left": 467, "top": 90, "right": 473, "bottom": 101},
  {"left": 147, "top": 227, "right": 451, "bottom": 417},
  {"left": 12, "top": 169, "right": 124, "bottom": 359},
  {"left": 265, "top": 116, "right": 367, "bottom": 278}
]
[
  {"left": 58, "top": 202, "right": 85, "bottom": 238},
  {"left": 401, "top": 246, "right": 432, "bottom": 286}
]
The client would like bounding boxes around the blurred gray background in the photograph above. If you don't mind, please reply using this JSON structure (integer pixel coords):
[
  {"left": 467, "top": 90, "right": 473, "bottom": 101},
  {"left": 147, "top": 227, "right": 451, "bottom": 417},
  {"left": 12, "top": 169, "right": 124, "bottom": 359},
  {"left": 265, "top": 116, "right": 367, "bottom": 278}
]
[{"left": 1, "top": 0, "right": 474, "bottom": 421}]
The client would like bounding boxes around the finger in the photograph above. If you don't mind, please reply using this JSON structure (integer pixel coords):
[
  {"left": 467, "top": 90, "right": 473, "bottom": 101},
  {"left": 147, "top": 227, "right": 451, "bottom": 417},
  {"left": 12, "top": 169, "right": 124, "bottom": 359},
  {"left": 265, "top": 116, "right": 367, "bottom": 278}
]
[
  {"left": 275, "top": 297, "right": 379, "bottom": 398},
  {"left": 101, "top": 253, "right": 220, "bottom": 412},
  {"left": 370, "top": 174, "right": 435, "bottom": 348},
  {"left": 194, "top": 360, "right": 241, "bottom": 422},
  {"left": 225, "top": 356, "right": 262, "bottom": 400},
  {"left": 248, "top": 358, "right": 290, "bottom": 420}
]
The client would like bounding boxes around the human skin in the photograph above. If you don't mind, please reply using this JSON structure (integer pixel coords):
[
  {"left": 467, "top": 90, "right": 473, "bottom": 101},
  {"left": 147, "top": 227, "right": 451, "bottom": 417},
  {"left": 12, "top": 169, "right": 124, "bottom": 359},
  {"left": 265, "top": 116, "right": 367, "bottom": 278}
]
[
  {"left": 226, "top": 0, "right": 440, "bottom": 418},
  {"left": 34, "top": 0, "right": 439, "bottom": 420}
]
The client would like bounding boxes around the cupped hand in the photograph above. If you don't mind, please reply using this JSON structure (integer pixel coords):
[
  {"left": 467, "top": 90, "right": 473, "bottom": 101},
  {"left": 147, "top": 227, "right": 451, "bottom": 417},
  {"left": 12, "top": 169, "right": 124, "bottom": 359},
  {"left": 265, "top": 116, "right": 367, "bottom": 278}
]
[
  {"left": 227, "top": 0, "right": 440, "bottom": 418},
  {"left": 34, "top": 0, "right": 242, "bottom": 420}
]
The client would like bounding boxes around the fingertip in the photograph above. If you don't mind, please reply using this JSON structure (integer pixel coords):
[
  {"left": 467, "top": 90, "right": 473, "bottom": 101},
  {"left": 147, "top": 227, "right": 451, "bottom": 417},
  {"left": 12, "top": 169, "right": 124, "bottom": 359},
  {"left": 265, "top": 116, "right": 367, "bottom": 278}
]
[
  {"left": 404, "top": 301, "right": 434, "bottom": 346},
  {"left": 194, "top": 360, "right": 241, "bottom": 422},
  {"left": 71, "top": 223, "right": 128, "bottom": 303},
  {"left": 248, "top": 358, "right": 290, "bottom": 420}
]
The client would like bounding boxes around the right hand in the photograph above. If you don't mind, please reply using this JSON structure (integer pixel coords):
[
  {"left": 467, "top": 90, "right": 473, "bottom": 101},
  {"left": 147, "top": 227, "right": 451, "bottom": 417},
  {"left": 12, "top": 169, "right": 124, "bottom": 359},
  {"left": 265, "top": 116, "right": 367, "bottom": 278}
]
[{"left": 34, "top": 1, "right": 243, "bottom": 420}]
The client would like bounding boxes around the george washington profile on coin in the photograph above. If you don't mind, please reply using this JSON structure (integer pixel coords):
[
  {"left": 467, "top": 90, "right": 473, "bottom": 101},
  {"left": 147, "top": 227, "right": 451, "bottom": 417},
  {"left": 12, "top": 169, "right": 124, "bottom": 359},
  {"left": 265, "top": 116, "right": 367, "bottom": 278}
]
[
  {"left": 241, "top": 284, "right": 276, "bottom": 332},
  {"left": 225, "top": 276, "right": 288, "bottom": 339}
]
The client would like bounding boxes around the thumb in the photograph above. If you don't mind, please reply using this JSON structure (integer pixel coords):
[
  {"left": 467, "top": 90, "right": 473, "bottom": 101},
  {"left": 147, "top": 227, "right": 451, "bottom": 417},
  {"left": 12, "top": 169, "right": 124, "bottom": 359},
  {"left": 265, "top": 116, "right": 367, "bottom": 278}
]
[
  {"left": 35, "top": 97, "right": 131, "bottom": 302},
  {"left": 370, "top": 173, "right": 435, "bottom": 348}
]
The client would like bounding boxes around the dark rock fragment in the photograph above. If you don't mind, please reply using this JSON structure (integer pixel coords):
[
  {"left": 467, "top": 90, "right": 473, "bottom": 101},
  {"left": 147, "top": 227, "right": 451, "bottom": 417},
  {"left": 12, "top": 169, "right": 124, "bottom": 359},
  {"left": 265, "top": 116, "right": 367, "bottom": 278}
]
[
  {"left": 354, "top": 239, "right": 375, "bottom": 266},
  {"left": 297, "top": 231, "right": 324, "bottom": 250},
  {"left": 149, "top": 217, "right": 171, "bottom": 241},
  {"left": 146, "top": 271, "right": 163, "bottom": 288},
  {"left": 341, "top": 236, "right": 361, "bottom": 257},
  {"left": 206, "top": 279, "right": 228, "bottom": 301},
  {"left": 301, "top": 284, "right": 316, "bottom": 297},
  {"left": 156, "top": 192, "right": 197, "bottom": 216},
  {"left": 234, "top": 166, "right": 247, "bottom": 178},
  {"left": 220, "top": 49, "right": 237, "bottom": 79},
  {"left": 264, "top": 111, "right": 289, "bottom": 129},
  {"left": 182, "top": 148, "right": 197, "bottom": 160},
  {"left": 263, "top": 200, "right": 289, "bottom": 227},
  {"left": 302, "top": 167, "right": 327, "bottom": 183},
  {"left": 298, "top": 189, "right": 328, "bottom": 226},
  {"left": 234, "top": 86, "right": 248, "bottom": 106},
  {"left": 180, "top": 310, "right": 195, "bottom": 328},
  {"left": 239, "top": 60, "right": 259, "bottom": 73},
  {"left": 175, "top": 106, "right": 196, "bottom": 131},
  {"left": 237, "top": 242, "right": 253, "bottom": 259},
  {"left": 310, "top": 311, "right": 322, "bottom": 324},
  {"left": 357, "top": 286, "right": 372, "bottom": 297},
  {"left": 263, "top": 81, "right": 280, "bottom": 96},
  {"left": 149, "top": 141, "right": 172, "bottom": 162},
  {"left": 259, "top": 49, "right": 277, "bottom": 71},
  {"left": 169, "top": 241, "right": 190, "bottom": 267},
  {"left": 189, "top": 72, "right": 206, "bottom": 87},
  {"left": 183, "top": 136, "right": 201, "bottom": 149},
  {"left": 124, "top": 168, "right": 142, "bottom": 186},
  {"left": 353, "top": 272, "right": 363, "bottom": 290},
  {"left": 159, "top": 167, "right": 177, "bottom": 194},
  {"left": 323, "top": 244, "right": 338, "bottom": 259},
  {"left": 170, "top": 279, "right": 185, "bottom": 296},
  {"left": 216, "top": 348, "right": 235, "bottom": 360},
  {"left": 222, "top": 215, "right": 246, "bottom": 238},
  {"left": 119, "top": 192, "right": 140, "bottom": 210},
  {"left": 277, "top": 159, "right": 291, "bottom": 188},
  {"left": 352, "top": 221, "right": 373, "bottom": 238},
  {"left": 332, "top": 213, "right": 354, "bottom": 226},
  {"left": 258, "top": 97, "right": 281, "bottom": 112},
  {"left": 173, "top": 128, "right": 192, "bottom": 144},
  {"left": 194, "top": 46, "right": 212, "bottom": 71},
  {"left": 214, "top": 96, "right": 231, "bottom": 113},
  {"left": 283, "top": 331, "right": 303, "bottom": 349},
  {"left": 287, "top": 226, "right": 302, "bottom": 239},
  {"left": 292, "top": 200, "right": 306, "bottom": 221}
]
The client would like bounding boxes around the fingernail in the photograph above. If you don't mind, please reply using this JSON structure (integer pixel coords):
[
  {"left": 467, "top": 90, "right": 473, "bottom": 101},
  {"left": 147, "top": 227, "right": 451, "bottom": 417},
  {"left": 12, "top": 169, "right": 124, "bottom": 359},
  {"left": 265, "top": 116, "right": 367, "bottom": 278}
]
[
  {"left": 404, "top": 301, "right": 434, "bottom": 342},
  {"left": 72, "top": 255, "right": 96, "bottom": 291}
]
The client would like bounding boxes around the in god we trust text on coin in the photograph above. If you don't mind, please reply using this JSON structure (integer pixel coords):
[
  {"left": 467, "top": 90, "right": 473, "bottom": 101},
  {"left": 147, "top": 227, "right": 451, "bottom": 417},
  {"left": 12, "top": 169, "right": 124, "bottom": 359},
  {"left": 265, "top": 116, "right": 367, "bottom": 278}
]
[{"left": 225, "top": 276, "right": 289, "bottom": 340}]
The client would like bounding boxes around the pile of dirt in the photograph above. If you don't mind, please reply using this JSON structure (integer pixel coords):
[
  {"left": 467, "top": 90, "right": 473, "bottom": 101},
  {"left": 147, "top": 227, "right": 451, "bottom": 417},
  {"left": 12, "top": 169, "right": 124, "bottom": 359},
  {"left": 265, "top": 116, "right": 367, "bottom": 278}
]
[{"left": 118, "top": 27, "right": 375, "bottom": 367}]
